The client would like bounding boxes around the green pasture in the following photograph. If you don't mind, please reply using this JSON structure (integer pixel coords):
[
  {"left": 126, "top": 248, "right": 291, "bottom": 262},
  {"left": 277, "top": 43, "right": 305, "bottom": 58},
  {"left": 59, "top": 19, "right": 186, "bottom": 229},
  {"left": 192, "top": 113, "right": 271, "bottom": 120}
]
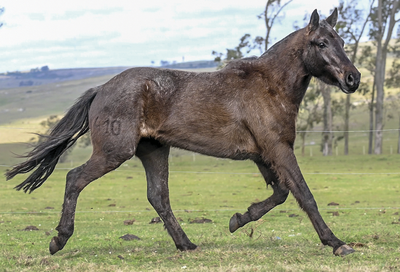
[
  {"left": 2, "top": 72, "right": 400, "bottom": 153},
  {"left": 0, "top": 147, "right": 399, "bottom": 271},
  {"left": 1, "top": 70, "right": 400, "bottom": 271}
]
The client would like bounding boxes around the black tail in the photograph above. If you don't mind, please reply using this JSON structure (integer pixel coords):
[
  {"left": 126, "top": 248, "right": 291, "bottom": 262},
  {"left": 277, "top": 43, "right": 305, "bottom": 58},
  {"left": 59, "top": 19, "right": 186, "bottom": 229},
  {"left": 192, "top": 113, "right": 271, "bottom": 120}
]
[{"left": 5, "top": 88, "right": 98, "bottom": 193}]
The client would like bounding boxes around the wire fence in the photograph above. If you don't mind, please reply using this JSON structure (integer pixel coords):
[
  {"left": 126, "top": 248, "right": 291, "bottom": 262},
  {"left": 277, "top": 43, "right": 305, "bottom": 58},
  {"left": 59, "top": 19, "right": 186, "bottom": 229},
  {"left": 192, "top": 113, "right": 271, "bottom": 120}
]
[
  {"left": 1, "top": 163, "right": 400, "bottom": 176},
  {"left": 2, "top": 127, "right": 399, "bottom": 215},
  {"left": 1, "top": 126, "right": 400, "bottom": 163},
  {"left": 0, "top": 206, "right": 398, "bottom": 215},
  {"left": 1, "top": 126, "right": 399, "bottom": 132}
]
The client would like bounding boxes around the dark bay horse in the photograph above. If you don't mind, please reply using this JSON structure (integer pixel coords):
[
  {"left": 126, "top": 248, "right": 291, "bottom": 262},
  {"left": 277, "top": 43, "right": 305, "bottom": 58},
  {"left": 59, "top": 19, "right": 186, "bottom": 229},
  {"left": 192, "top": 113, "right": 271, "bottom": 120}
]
[{"left": 6, "top": 9, "right": 360, "bottom": 256}]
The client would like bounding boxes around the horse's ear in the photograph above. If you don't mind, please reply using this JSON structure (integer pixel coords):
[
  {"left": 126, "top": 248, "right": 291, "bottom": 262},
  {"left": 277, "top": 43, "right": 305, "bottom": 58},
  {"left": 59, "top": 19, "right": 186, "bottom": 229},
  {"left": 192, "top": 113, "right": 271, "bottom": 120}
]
[
  {"left": 307, "top": 9, "right": 319, "bottom": 33},
  {"left": 326, "top": 8, "right": 338, "bottom": 27}
]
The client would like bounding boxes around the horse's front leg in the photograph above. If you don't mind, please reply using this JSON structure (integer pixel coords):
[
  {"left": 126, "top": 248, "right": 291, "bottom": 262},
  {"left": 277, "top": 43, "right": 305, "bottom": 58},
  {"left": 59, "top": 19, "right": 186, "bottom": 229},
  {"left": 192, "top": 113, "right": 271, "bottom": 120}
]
[
  {"left": 271, "top": 145, "right": 354, "bottom": 256},
  {"left": 229, "top": 162, "right": 289, "bottom": 232}
]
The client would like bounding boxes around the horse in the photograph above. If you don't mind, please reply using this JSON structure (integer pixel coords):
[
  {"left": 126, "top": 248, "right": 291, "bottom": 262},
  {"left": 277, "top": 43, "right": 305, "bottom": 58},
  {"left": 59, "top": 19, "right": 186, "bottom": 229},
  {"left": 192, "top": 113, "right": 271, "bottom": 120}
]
[{"left": 6, "top": 8, "right": 360, "bottom": 256}]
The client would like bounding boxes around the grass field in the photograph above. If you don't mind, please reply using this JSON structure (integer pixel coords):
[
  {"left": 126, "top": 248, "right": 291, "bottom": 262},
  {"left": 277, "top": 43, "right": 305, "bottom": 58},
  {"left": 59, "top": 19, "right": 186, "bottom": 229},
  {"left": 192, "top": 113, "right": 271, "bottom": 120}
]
[
  {"left": 1, "top": 148, "right": 399, "bottom": 271},
  {"left": 1, "top": 69, "right": 400, "bottom": 271}
]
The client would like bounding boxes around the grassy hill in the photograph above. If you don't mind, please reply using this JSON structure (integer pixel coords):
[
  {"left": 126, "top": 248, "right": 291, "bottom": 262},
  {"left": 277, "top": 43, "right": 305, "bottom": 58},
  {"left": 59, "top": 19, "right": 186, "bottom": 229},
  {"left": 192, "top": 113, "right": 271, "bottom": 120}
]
[
  {"left": 0, "top": 65, "right": 217, "bottom": 127},
  {"left": 0, "top": 62, "right": 399, "bottom": 161},
  {"left": 0, "top": 73, "right": 119, "bottom": 126},
  {"left": 0, "top": 67, "right": 130, "bottom": 89}
]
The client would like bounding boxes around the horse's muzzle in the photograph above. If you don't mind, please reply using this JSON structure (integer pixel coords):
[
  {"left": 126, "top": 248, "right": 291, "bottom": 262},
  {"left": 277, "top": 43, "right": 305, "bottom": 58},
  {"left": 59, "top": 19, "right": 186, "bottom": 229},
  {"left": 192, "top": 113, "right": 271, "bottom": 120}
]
[{"left": 343, "top": 70, "right": 361, "bottom": 94}]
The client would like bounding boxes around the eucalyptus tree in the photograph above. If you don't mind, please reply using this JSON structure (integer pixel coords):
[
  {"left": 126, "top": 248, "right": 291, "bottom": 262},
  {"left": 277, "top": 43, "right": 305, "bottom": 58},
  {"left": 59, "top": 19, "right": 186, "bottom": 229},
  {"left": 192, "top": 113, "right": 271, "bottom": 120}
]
[
  {"left": 336, "top": 0, "right": 374, "bottom": 155},
  {"left": 212, "top": 0, "right": 292, "bottom": 65},
  {"left": 369, "top": 0, "right": 400, "bottom": 154}
]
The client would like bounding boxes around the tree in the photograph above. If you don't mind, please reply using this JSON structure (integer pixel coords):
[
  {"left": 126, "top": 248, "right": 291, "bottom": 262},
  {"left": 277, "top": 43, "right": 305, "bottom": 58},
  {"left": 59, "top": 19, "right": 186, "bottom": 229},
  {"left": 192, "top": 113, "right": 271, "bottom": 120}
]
[
  {"left": 386, "top": 41, "right": 400, "bottom": 154},
  {"left": 336, "top": 0, "right": 374, "bottom": 155},
  {"left": 370, "top": 0, "right": 400, "bottom": 154},
  {"left": 258, "top": 0, "right": 293, "bottom": 51},
  {"left": 320, "top": 82, "right": 333, "bottom": 156},
  {"left": 359, "top": 45, "right": 376, "bottom": 154},
  {"left": 212, "top": 0, "right": 292, "bottom": 65},
  {"left": 386, "top": 38, "right": 400, "bottom": 87},
  {"left": 32, "top": 115, "right": 91, "bottom": 163},
  {"left": 160, "top": 60, "right": 170, "bottom": 66},
  {"left": 212, "top": 34, "right": 251, "bottom": 64},
  {"left": 297, "top": 81, "right": 322, "bottom": 156},
  {"left": 385, "top": 93, "right": 400, "bottom": 153},
  {"left": 33, "top": 116, "right": 73, "bottom": 163}
]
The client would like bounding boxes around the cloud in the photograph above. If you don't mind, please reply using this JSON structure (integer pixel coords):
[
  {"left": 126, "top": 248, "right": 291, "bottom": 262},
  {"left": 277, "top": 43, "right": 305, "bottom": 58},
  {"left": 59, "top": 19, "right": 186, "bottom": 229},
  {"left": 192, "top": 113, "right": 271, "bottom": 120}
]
[{"left": 0, "top": 0, "right": 344, "bottom": 72}]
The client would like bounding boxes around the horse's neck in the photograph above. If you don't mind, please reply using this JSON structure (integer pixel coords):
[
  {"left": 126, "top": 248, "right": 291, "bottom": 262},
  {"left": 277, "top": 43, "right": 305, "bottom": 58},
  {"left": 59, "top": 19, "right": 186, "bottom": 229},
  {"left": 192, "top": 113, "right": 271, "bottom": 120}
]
[{"left": 257, "top": 32, "right": 311, "bottom": 106}]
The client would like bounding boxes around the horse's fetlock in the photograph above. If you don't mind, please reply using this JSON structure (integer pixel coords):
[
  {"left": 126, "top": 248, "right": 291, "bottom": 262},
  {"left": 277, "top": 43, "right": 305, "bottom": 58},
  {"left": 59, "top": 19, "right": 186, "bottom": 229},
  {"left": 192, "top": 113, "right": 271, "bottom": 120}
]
[{"left": 56, "top": 225, "right": 74, "bottom": 238}]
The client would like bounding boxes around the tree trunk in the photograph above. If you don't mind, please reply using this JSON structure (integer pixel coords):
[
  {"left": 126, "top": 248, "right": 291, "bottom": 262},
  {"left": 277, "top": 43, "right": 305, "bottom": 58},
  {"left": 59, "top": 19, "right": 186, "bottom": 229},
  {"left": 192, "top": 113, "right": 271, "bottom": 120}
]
[
  {"left": 338, "top": 0, "right": 373, "bottom": 155},
  {"left": 263, "top": 0, "right": 293, "bottom": 51},
  {"left": 343, "top": 10, "right": 367, "bottom": 156},
  {"left": 264, "top": 1, "right": 272, "bottom": 51},
  {"left": 300, "top": 132, "right": 306, "bottom": 156},
  {"left": 368, "top": 82, "right": 375, "bottom": 154},
  {"left": 374, "top": 49, "right": 387, "bottom": 154},
  {"left": 321, "top": 83, "right": 332, "bottom": 156},
  {"left": 374, "top": 0, "right": 399, "bottom": 154},
  {"left": 265, "top": 24, "right": 271, "bottom": 51},
  {"left": 344, "top": 95, "right": 350, "bottom": 155},
  {"left": 374, "top": 0, "right": 384, "bottom": 154}
]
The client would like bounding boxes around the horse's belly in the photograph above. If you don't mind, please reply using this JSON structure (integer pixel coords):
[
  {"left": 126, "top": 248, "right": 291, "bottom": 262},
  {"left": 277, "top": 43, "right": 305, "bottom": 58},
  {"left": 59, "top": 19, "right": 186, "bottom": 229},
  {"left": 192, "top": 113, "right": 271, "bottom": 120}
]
[{"left": 154, "top": 123, "right": 260, "bottom": 160}]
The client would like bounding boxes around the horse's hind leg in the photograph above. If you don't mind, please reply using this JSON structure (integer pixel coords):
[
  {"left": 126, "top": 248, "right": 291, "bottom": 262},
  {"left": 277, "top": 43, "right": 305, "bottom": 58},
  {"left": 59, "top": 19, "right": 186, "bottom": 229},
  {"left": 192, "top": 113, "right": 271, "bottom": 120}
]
[
  {"left": 136, "top": 138, "right": 197, "bottom": 251},
  {"left": 49, "top": 144, "right": 135, "bottom": 255},
  {"left": 229, "top": 162, "right": 289, "bottom": 232}
]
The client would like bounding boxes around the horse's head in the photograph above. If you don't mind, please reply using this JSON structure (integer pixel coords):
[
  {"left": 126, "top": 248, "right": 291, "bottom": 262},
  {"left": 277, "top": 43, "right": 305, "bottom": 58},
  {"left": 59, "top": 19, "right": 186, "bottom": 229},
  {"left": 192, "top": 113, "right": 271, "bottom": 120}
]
[{"left": 303, "top": 8, "right": 361, "bottom": 94}]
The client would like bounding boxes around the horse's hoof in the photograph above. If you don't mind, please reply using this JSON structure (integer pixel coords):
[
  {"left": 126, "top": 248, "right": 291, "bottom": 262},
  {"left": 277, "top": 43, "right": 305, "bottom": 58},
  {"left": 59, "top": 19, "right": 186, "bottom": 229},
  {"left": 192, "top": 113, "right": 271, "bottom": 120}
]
[
  {"left": 177, "top": 243, "right": 197, "bottom": 251},
  {"left": 187, "top": 243, "right": 198, "bottom": 251},
  {"left": 49, "top": 237, "right": 60, "bottom": 255},
  {"left": 229, "top": 213, "right": 240, "bottom": 233},
  {"left": 334, "top": 244, "right": 355, "bottom": 256}
]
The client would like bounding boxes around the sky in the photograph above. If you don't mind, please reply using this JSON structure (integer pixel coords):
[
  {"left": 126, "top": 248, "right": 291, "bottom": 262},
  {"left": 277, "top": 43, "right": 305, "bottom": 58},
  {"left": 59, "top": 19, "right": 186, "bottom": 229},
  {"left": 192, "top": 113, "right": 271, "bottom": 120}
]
[{"left": 0, "top": 0, "right": 365, "bottom": 73}]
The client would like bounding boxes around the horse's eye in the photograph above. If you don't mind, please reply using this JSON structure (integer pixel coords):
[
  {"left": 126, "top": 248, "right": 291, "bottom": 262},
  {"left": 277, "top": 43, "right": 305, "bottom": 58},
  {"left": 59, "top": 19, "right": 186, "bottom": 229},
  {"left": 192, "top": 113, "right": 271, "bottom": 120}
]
[{"left": 318, "top": 42, "right": 326, "bottom": 48}]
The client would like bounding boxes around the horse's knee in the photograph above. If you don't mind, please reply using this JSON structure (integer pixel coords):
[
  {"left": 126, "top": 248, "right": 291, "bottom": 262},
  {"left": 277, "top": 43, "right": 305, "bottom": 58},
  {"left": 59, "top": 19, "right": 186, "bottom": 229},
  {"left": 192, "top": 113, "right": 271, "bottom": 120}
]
[
  {"left": 275, "top": 189, "right": 289, "bottom": 205},
  {"left": 147, "top": 191, "right": 161, "bottom": 208},
  {"left": 271, "top": 183, "right": 289, "bottom": 205},
  {"left": 147, "top": 195, "right": 156, "bottom": 207},
  {"left": 147, "top": 187, "right": 170, "bottom": 213}
]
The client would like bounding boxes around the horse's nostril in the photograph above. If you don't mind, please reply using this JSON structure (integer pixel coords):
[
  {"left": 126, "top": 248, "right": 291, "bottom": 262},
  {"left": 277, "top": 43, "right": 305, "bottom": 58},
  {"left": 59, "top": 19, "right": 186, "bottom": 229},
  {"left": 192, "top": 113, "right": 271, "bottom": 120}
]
[{"left": 346, "top": 73, "right": 354, "bottom": 86}]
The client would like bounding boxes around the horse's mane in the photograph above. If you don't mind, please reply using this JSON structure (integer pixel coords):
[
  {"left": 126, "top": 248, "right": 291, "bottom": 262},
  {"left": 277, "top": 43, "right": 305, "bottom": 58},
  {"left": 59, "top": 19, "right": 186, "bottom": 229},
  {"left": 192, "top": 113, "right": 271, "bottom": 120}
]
[
  {"left": 223, "top": 56, "right": 258, "bottom": 71},
  {"left": 222, "top": 28, "right": 305, "bottom": 75}
]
